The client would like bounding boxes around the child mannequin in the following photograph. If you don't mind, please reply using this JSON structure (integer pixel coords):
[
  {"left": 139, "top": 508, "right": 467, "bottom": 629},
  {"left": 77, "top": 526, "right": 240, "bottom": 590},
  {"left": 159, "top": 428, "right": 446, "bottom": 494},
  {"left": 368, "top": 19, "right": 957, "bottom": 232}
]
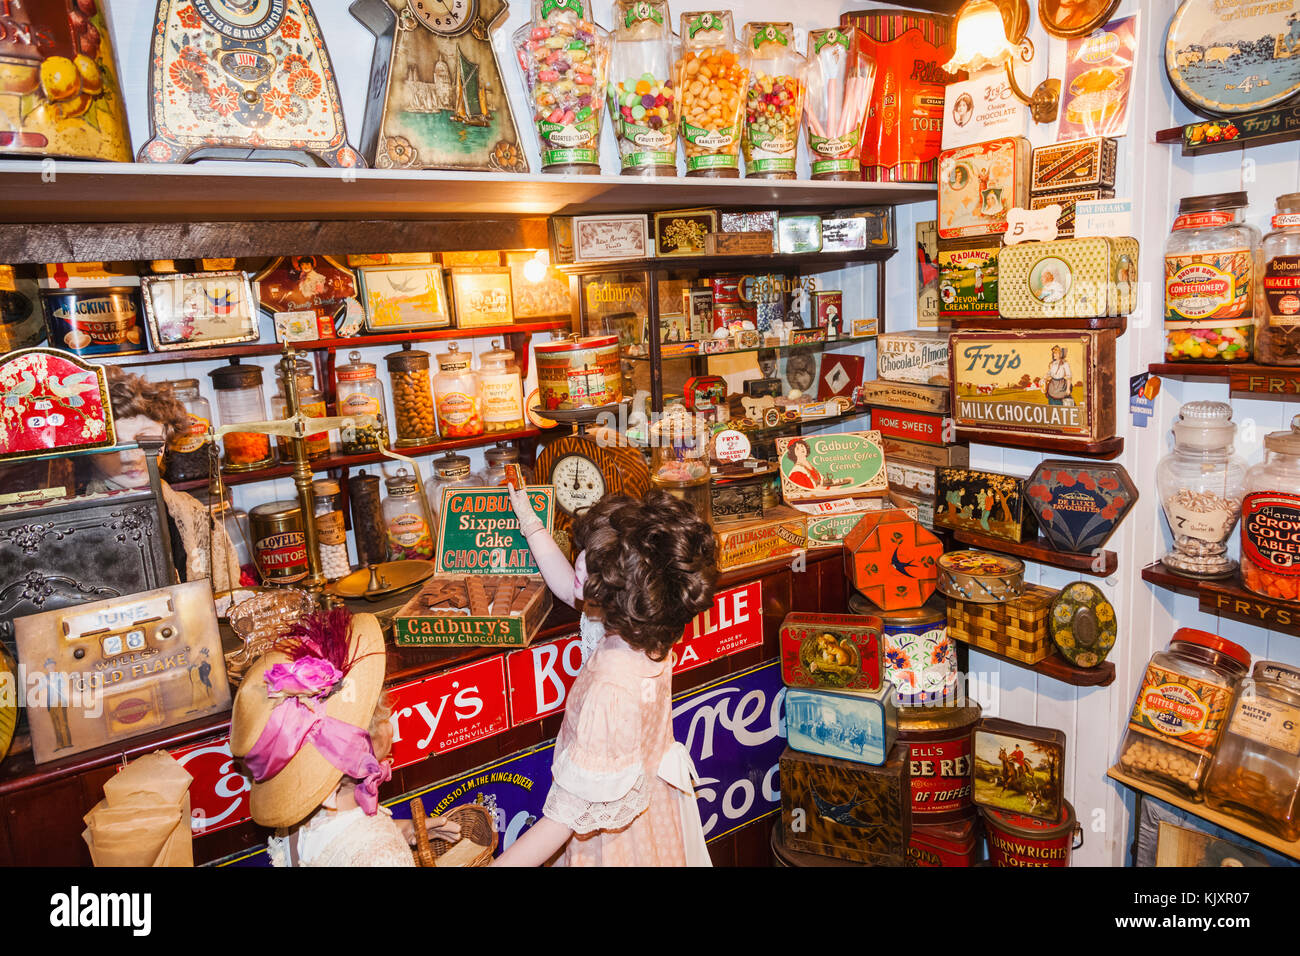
[{"left": 494, "top": 490, "right": 717, "bottom": 867}]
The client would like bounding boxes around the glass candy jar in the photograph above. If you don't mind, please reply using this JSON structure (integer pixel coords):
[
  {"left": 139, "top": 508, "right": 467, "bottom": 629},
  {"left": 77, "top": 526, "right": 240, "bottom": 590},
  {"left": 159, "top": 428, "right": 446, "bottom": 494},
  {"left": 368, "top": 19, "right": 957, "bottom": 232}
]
[
  {"left": 649, "top": 409, "right": 711, "bottom": 522},
  {"left": 480, "top": 443, "right": 536, "bottom": 486},
  {"left": 1204, "top": 662, "right": 1300, "bottom": 840},
  {"left": 313, "top": 479, "right": 350, "bottom": 582},
  {"left": 478, "top": 341, "right": 525, "bottom": 434},
  {"left": 384, "top": 346, "right": 437, "bottom": 447},
  {"left": 1258, "top": 193, "right": 1300, "bottom": 366},
  {"left": 162, "top": 379, "right": 213, "bottom": 484},
  {"left": 1165, "top": 192, "right": 1261, "bottom": 363},
  {"left": 434, "top": 342, "right": 482, "bottom": 438},
  {"left": 336, "top": 350, "right": 389, "bottom": 454},
  {"left": 348, "top": 471, "right": 387, "bottom": 567},
  {"left": 1119, "top": 628, "right": 1251, "bottom": 800},
  {"left": 1241, "top": 415, "right": 1300, "bottom": 600},
  {"left": 741, "top": 22, "right": 804, "bottom": 180},
  {"left": 383, "top": 468, "right": 433, "bottom": 560},
  {"left": 271, "top": 358, "right": 329, "bottom": 460},
  {"left": 610, "top": 0, "right": 679, "bottom": 176},
  {"left": 427, "top": 452, "right": 484, "bottom": 518},
  {"left": 1157, "top": 401, "right": 1247, "bottom": 579},
  {"left": 676, "top": 10, "right": 748, "bottom": 177},
  {"left": 209, "top": 362, "right": 275, "bottom": 473}
]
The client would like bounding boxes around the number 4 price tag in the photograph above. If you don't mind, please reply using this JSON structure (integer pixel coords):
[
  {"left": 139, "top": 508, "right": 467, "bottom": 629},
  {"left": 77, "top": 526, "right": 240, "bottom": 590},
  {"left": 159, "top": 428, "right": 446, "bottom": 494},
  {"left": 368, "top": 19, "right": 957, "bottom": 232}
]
[{"left": 1003, "top": 206, "right": 1060, "bottom": 245}]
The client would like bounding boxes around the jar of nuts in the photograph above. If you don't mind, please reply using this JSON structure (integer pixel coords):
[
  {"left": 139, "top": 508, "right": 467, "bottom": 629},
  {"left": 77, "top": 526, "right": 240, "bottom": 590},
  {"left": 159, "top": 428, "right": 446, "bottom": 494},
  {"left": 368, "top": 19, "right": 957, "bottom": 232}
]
[
  {"left": 1242, "top": 415, "right": 1300, "bottom": 601},
  {"left": 675, "top": 10, "right": 749, "bottom": 178},
  {"left": 1119, "top": 628, "right": 1250, "bottom": 800},
  {"left": 384, "top": 346, "right": 438, "bottom": 447}
]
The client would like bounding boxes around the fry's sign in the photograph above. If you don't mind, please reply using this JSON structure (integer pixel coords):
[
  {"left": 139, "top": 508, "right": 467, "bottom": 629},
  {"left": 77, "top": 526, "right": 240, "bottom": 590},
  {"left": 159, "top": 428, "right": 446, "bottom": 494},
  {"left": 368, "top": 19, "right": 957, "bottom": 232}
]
[{"left": 506, "top": 581, "right": 763, "bottom": 726}]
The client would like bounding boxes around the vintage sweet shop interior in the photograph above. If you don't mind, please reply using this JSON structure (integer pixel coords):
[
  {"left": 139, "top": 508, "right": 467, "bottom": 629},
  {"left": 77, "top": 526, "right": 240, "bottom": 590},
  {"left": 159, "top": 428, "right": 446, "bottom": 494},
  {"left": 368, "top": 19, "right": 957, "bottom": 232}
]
[{"left": 0, "top": 0, "right": 1298, "bottom": 877}]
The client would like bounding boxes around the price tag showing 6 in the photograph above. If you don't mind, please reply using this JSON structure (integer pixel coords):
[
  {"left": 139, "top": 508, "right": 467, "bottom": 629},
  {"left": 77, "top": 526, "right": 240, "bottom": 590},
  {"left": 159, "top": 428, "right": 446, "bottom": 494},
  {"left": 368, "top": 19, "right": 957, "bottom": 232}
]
[{"left": 1003, "top": 206, "right": 1060, "bottom": 245}]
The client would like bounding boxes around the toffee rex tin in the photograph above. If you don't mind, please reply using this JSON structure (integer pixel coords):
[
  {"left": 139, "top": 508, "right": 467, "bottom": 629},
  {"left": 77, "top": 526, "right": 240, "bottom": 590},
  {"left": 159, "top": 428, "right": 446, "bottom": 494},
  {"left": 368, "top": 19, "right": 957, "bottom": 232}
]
[{"left": 897, "top": 702, "right": 982, "bottom": 822}]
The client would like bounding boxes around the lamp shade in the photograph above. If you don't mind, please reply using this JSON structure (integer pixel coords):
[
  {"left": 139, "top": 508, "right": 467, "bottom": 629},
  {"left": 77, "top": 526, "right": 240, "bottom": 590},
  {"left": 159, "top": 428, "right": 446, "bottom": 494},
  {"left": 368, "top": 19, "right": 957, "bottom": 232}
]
[{"left": 943, "top": 0, "right": 1020, "bottom": 74}]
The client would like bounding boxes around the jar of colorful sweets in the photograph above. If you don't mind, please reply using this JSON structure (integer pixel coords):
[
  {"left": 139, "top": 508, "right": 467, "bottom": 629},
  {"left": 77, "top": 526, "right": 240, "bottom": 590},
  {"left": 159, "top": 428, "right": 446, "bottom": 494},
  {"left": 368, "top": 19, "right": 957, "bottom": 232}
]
[
  {"left": 335, "top": 350, "right": 389, "bottom": 455},
  {"left": 675, "top": 10, "right": 748, "bottom": 177},
  {"left": 609, "top": 0, "right": 679, "bottom": 176},
  {"left": 1258, "top": 193, "right": 1300, "bottom": 366},
  {"left": 209, "top": 362, "right": 275, "bottom": 473},
  {"left": 741, "top": 22, "right": 804, "bottom": 179},
  {"left": 433, "top": 342, "right": 482, "bottom": 438},
  {"left": 1241, "top": 415, "right": 1300, "bottom": 600}
]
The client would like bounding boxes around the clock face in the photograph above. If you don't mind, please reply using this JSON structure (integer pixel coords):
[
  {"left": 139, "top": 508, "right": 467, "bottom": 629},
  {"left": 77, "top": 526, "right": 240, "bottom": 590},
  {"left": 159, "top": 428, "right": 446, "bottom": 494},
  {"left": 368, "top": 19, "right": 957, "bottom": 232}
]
[
  {"left": 409, "top": 0, "right": 477, "bottom": 36},
  {"left": 553, "top": 454, "right": 607, "bottom": 516},
  {"left": 193, "top": 0, "right": 287, "bottom": 40}
]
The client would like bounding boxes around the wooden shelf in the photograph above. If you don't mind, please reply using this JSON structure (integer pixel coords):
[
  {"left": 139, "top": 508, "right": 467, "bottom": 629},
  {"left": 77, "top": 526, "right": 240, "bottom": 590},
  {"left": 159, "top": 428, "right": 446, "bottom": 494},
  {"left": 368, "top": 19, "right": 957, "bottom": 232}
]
[
  {"left": 951, "top": 315, "right": 1127, "bottom": 333},
  {"left": 109, "top": 320, "right": 571, "bottom": 368},
  {"left": 954, "top": 430, "right": 1124, "bottom": 460},
  {"left": 1107, "top": 766, "right": 1300, "bottom": 861},
  {"left": 558, "top": 248, "right": 894, "bottom": 275},
  {"left": 1141, "top": 562, "right": 1300, "bottom": 637},
  {"left": 1147, "top": 362, "right": 1300, "bottom": 398},
  {"left": 1155, "top": 107, "right": 1300, "bottom": 157},
  {"left": 171, "top": 427, "right": 541, "bottom": 491},
  {"left": 961, "top": 641, "right": 1116, "bottom": 687},
  {"left": 951, "top": 529, "right": 1117, "bottom": 578},
  {"left": 623, "top": 333, "right": 877, "bottom": 362}
]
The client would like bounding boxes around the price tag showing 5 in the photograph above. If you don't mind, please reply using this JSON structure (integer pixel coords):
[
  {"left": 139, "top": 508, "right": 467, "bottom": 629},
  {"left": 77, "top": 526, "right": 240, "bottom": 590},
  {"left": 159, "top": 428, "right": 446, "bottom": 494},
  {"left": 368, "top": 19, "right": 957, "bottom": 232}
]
[{"left": 1003, "top": 206, "right": 1060, "bottom": 245}]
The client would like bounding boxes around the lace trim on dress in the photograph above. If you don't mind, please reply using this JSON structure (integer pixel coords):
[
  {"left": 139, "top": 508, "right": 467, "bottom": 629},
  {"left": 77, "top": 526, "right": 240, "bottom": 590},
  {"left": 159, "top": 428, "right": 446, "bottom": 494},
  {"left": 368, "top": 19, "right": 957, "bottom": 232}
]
[
  {"left": 543, "top": 772, "right": 651, "bottom": 835},
  {"left": 550, "top": 743, "right": 641, "bottom": 802},
  {"left": 267, "top": 804, "right": 413, "bottom": 867}
]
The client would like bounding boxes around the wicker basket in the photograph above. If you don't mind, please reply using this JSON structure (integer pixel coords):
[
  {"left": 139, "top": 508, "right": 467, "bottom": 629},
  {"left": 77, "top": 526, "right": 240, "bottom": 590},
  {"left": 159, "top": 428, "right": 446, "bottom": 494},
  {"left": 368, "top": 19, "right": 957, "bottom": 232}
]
[
  {"left": 410, "top": 798, "right": 498, "bottom": 867},
  {"left": 947, "top": 584, "right": 1057, "bottom": 663}
]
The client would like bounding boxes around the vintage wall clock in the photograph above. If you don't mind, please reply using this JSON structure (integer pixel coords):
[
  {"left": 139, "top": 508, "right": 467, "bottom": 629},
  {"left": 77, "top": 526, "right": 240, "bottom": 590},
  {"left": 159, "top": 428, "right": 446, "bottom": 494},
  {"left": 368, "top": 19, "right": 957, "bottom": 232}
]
[
  {"left": 535, "top": 427, "right": 649, "bottom": 558},
  {"left": 351, "top": 0, "right": 527, "bottom": 171},
  {"left": 138, "top": 0, "right": 362, "bottom": 167}
]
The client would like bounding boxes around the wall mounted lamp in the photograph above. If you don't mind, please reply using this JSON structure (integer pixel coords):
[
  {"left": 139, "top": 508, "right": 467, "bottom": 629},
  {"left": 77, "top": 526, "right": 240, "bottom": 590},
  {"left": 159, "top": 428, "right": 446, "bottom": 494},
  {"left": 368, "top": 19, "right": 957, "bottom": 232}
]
[{"left": 943, "top": 0, "right": 1060, "bottom": 123}]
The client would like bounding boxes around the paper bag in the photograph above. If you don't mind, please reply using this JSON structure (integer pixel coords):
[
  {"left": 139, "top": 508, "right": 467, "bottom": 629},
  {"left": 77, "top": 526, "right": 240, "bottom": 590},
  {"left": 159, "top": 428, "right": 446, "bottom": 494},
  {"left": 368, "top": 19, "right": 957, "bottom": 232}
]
[{"left": 83, "top": 750, "right": 194, "bottom": 867}]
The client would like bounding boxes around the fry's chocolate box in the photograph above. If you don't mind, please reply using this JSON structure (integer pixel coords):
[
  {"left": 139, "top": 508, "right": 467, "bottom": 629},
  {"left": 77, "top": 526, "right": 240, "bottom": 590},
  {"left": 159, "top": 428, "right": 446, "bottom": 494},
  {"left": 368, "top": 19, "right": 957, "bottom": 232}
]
[{"left": 877, "top": 330, "right": 951, "bottom": 385}]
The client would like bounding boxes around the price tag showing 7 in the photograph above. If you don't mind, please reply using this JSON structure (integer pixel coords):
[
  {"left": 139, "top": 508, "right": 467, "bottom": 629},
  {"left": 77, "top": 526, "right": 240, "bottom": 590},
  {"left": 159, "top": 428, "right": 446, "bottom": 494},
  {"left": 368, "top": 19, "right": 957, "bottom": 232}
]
[{"left": 1003, "top": 206, "right": 1060, "bottom": 245}]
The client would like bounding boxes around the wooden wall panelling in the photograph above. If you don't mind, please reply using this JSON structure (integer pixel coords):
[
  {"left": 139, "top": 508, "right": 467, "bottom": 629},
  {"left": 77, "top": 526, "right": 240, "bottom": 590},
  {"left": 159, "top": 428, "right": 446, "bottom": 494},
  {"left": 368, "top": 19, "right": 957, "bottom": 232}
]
[{"left": 5, "top": 777, "right": 89, "bottom": 866}]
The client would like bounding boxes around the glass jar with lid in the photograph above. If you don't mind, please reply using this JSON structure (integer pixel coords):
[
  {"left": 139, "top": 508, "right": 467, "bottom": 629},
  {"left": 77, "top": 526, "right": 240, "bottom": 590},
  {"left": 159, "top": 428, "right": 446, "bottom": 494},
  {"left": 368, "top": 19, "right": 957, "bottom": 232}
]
[
  {"left": 610, "top": 0, "right": 679, "bottom": 177},
  {"left": 162, "top": 378, "right": 213, "bottom": 484},
  {"left": 741, "top": 22, "right": 805, "bottom": 180},
  {"left": 270, "top": 358, "right": 329, "bottom": 460},
  {"left": 335, "top": 350, "right": 389, "bottom": 454},
  {"left": 384, "top": 346, "right": 437, "bottom": 447},
  {"left": 427, "top": 452, "right": 484, "bottom": 518},
  {"left": 348, "top": 471, "right": 387, "bottom": 567},
  {"left": 1204, "top": 661, "right": 1300, "bottom": 840},
  {"left": 1156, "top": 401, "right": 1247, "bottom": 579},
  {"left": 1164, "top": 191, "right": 1261, "bottom": 363},
  {"left": 383, "top": 468, "right": 434, "bottom": 560},
  {"left": 649, "top": 408, "right": 712, "bottom": 523},
  {"left": 478, "top": 340, "right": 525, "bottom": 434},
  {"left": 1258, "top": 193, "right": 1300, "bottom": 366},
  {"left": 313, "top": 479, "right": 350, "bottom": 582},
  {"left": 434, "top": 342, "right": 482, "bottom": 438},
  {"left": 480, "top": 443, "right": 536, "bottom": 486},
  {"left": 208, "top": 362, "right": 275, "bottom": 473},
  {"left": 1241, "top": 415, "right": 1300, "bottom": 600},
  {"left": 1119, "top": 627, "right": 1251, "bottom": 799}
]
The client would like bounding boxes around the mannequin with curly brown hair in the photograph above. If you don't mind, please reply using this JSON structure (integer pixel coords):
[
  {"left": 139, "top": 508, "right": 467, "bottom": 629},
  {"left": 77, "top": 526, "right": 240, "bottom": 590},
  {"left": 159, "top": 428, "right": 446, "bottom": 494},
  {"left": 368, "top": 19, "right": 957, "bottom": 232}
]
[{"left": 495, "top": 489, "right": 718, "bottom": 867}]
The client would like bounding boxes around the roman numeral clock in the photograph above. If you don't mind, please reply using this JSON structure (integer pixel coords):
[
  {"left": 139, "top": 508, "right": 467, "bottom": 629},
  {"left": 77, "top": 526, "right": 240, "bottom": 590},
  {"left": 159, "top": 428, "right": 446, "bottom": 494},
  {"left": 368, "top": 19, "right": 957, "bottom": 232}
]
[
  {"left": 138, "top": 0, "right": 362, "bottom": 167},
  {"left": 350, "top": 0, "right": 527, "bottom": 171}
]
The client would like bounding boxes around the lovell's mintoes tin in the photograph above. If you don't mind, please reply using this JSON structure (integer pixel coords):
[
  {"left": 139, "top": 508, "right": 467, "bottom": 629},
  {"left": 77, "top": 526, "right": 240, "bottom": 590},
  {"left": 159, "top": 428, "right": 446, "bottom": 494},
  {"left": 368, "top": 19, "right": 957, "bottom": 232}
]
[
  {"left": 786, "top": 684, "right": 898, "bottom": 766},
  {"left": 850, "top": 594, "right": 956, "bottom": 705},
  {"left": 780, "top": 611, "right": 884, "bottom": 693},
  {"left": 897, "top": 702, "right": 983, "bottom": 822},
  {"left": 249, "top": 500, "right": 310, "bottom": 585},
  {"left": 997, "top": 237, "right": 1139, "bottom": 319},
  {"left": 983, "top": 801, "right": 1082, "bottom": 867}
]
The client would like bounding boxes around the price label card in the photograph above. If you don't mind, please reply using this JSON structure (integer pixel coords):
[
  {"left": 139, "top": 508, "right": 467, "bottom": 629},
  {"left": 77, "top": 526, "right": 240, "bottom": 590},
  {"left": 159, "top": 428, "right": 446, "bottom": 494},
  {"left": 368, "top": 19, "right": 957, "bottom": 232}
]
[
  {"left": 1003, "top": 206, "right": 1060, "bottom": 244},
  {"left": 714, "top": 429, "right": 751, "bottom": 463},
  {"left": 1075, "top": 198, "right": 1133, "bottom": 238}
]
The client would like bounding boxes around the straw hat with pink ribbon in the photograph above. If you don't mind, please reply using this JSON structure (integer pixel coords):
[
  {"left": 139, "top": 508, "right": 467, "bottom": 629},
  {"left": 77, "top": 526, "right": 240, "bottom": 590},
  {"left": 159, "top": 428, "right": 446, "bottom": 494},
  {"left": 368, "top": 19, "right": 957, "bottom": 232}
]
[{"left": 231, "top": 608, "right": 390, "bottom": 829}]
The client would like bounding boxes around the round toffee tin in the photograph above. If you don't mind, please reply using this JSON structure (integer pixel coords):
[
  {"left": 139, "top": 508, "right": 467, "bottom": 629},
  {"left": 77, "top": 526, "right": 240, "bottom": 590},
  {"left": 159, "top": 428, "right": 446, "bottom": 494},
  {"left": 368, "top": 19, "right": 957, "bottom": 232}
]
[
  {"left": 897, "top": 702, "right": 982, "bottom": 823},
  {"left": 937, "top": 550, "right": 1025, "bottom": 603},
  {"left": 850, "top": 593, "right": 955, "bottom": 704},
  {"left": 983, "top": 800, "right": 1082, "bottom": 868},
  {"left": 249, "top": 500, "right": 309, "bottom": 585},
  {"left": 39, "top": 283, "right": 144, "bottom": 356}
]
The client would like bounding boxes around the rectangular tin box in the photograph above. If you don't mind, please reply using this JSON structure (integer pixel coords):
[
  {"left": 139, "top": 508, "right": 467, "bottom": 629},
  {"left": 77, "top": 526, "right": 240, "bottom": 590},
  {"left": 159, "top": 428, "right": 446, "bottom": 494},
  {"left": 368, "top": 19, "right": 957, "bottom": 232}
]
[
  {"left": 880, "top": 436, "right": 969, "bottom": 469},
  {"left": 861, "top": 379, "right": 950, "bottom": 414},
  {"left": 887, "top": 460, "right": 938, "bottom": 498},
  {"left": 946, "top": 584, "right": 1056, "bottom": 663},
  {"left": 780, "top": 611, "right": 885, "bottom": 694},
  {"left": 713, "top": 506, "right": 807, "bottom": 571},
  {"left": 1028, "top": 188, "right": 1115, "bottom": 239},
  {"left": 1030, "top": 137, "right": 1118, "bottom": 192},
  {"left": 934, "top": 467, "right": 1038, "bottom": 543},
  {"left": 937, "top": 137, "right": 1032, "bottom": 240},
  {"left": 834, "top": 206, "right": 896, "bottom": 248},
  {"left": 654, "top": 208, "right": 718, "bottom": 257},
  {"left": 891, "top": 489, "right": 937, "bottom": 530},
  {"left": 780, "top": 745, "right": 910, "bottom": 865},
  {"left": 972, "top": 717, "right": 1067, "bottom": 822},
  {"left": 775, "top": 431, "right": 888, "bottom": 504},
  {"left": 997, "top": 237, "right": 1138, "bottom": 319},
  {"left": 949, "top": 330, "right": 1117, "bottom": 442},
  {"left": 872, "top": 407, "right": 950, "bottom": 447},
  {"left": 787, "top": 685, "right": 898, "bottom": 766},
  {"left": 877, "top": 330, "right": 951, "bottom": 386},
  {"left": 938, "top": 240, "right": 1000, "bottom": 319}
]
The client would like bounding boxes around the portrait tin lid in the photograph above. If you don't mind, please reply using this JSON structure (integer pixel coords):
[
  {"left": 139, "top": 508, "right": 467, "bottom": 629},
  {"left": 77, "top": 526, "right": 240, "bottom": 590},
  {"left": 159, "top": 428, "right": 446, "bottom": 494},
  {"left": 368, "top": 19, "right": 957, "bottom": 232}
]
[{"left": 1026, "top": 458, "right": 1138, "bottom": 553}]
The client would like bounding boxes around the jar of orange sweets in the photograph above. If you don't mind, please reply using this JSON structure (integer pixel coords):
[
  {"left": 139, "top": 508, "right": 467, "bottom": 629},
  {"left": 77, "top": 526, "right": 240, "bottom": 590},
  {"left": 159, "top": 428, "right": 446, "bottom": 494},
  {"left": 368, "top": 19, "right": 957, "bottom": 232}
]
[
  {"left": 675, "top": 11, "right": 748, "bottom": 177},
  {"left": 1242, "top": 415, "right": 1300, "bottom": 600}
]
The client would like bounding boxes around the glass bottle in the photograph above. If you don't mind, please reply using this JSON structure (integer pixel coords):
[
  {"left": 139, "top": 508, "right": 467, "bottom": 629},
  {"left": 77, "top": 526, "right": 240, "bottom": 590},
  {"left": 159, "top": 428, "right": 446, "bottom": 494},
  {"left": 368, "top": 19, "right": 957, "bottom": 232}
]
[
  {"left": 675, "top": 10, "right": 748, "bottom": 178},
  {"left": 1204, "top": 661, "right": 1300, "bottom": 840},
  {"left": 348, "top": 471, "right": 387, "bottom": 567},
  {"left": 610, "top": 0, "right": 679, "bottom": 177},
  {"left": 741, "top": 22, "right": 805, "bottom": 180},
  {"left": 434, "top": 342, "right": 482, "bottom": 438},
  {"left": 162, "top": 378, "right": 213, "bottom": 484},
  {"left": 1258, "top": 193, "right": 1300, "bottom": 366},
  {"left": 383, "top": 468, "right": 433, "bottom": 560},
  {"left": 480, "top": 443, "right": 536, "bottom": 486},
  {"left": 270, "top": 358, "right": 329, "bottom": 460},
  {"left": 335, "top": 350, "right": 390, "bottom": 454},
  {"left": 208, "top": 362, "right": 275, "bottom": 473},
  {"left": 313, "top": 478, "right": 350, "bottom": 582},
  {"left": 384, "top": 346, "right": 437, "bottom": 447},
  {"left": 1156, "top": 401, "right": 1247, "bottom": 579},
  {"left": 427, "top": 452, "right": 484, "bottom": 519},
  {"left": 1241, "top": 415, "right": 1300, "bottom": 601},
  {"left": 1164, "top": 192, "right": 1261, "bottom": 363},
  {"left": 1119, "top": 628, "right": 1251, "bottom": 800},
  {"left": 479, "top": 340, "right": 525, "bottom": 434}
]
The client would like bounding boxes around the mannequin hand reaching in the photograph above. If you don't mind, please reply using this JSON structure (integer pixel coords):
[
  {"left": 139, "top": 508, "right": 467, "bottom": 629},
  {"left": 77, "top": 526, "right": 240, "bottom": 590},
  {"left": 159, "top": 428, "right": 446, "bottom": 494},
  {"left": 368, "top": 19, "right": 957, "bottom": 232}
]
[
  {"left": 399, "top": 815, "right": 461, "bottom": 846},
  {"left": 508, "top": 483, "right": 544, "bottom": 537}
]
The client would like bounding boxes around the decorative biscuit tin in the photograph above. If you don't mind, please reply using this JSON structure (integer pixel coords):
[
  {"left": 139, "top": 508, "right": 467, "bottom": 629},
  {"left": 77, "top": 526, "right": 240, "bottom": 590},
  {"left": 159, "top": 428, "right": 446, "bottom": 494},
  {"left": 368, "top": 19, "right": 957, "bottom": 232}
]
[
  {"left": 937, "top": 550, "right": 1025, "bottom": 604},
  {"left": 1029, "top": 189, "right": 1114, "bottom": 239},
  {"left": 851, "top": 595, "right": 956, "bottom": 705},
  {"left": 983, "top": 801, "right": 1081, "bottom": 867},
  {"left": 780, "top": 612, "right": 884, "bottom": 694},
  {"left": 1030, "top": 138, "right": 1118, "bottom": 192},
  {"left": 786, "top": 685, "right": 898, "bottom": 766},
  {"left": 1049, "top": 581, "right": 1117, "bottom": 668},
  {"left": 0, "top": 348, "right": 114, "bottom": 460},
  {"left": 861, "top": 380, "right": 950, "bottom": 414},
  {"left": 655, "top": 209, "right": 718, "bottom": 257},
  {"left": 710, "top": 476, "right": 765, "bottom": 525},
  {"left": 947, "top": 585, "right": 1056, "bottom": 663},
  {"left": 938, "top": 240, "right": 1000, "bottom": 319},
  {"left": 950, "top": 330, "right": 1118, "bottom": 443},
  {"left": 872, "top": 407, "right": 950, "bottom": 447},
  {"left": 777, "top": 215, "right": 823, "bottom": 254},
  {"left": 935, "top": 468, "right": 1039, "bottom": 544},
  {"left": 775, "top": 431, "right": 888, "bottom": 503},
  {"left": 1026, "top": 459, "right": 1138, "bottom": 553},
  {"left": 779, "top": 745, "right": 910, "bottom": 865},
  {"left": 877, "top": 330, "right": 951, "bottom": 385},
  {"left": 897, "top": 702, "right": 982, "bottom": 821},
  {"left": 937, "top": 137, "right": 1032, "bottom": 240},
  {"left": 39, "top": 281, "right": 144, "bottom": 356},
  {"left": 819, "top": 218, "right": 868, "bottom": 254},
  {"left": 972, "top": 717, "right": 1067, "bottom": 822},
  {"left": 880, "top": 437, "right": 970, "bottom": 469},
  {"left": 998, "top": 237, "right": 1139, "bottom": 319},
  {"left": 887, "top": 460, "right": 937, "bottom": 498},
  {"left": 890, "top": 489, "right": 937, "bottom": 530},
  {"left": 844, "top": 511, "right": 943, "bottom": 611},
  {"left": 713, "top": 506, "right": 807, "bottom": 571},
  {"left": 909, "top": 817, "right": 981, "bottom": 866}
]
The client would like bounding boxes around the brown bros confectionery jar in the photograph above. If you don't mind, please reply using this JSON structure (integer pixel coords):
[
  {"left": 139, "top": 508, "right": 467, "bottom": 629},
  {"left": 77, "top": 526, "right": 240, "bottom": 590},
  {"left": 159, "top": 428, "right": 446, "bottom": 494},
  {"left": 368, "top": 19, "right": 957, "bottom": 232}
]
[
  {"left": 1241, "top": 415, "right": 1300, "bottom": 600},
  {"left": 1119, "top": 628, "right": 1250, "bottom": 800}
]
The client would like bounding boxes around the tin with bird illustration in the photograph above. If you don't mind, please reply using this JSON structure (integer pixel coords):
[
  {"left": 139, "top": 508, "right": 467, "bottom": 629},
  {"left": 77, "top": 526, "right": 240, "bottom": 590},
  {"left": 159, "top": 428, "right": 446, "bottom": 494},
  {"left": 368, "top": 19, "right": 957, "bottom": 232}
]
[
  {"left": 780, "top": 611, "right": 885, "bottom": 693},
  {"left": 844, "top": 510, "right": 943, "bottom": 611}
]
